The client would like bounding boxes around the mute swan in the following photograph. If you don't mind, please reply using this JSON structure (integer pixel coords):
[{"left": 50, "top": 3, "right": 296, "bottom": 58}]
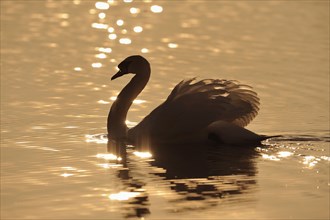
[{"left": 107, "top": 55, "right": 277, "bottom": 146}]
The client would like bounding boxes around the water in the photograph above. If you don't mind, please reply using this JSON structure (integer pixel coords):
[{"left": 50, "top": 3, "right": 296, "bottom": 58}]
[{"left": 1, "top": 0, "right": 329, "bottom": 219}]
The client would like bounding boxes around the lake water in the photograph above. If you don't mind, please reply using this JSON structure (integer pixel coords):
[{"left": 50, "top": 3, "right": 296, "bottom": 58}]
[{"left": 1, "top": 0, "right": 329, "bottom": 219}]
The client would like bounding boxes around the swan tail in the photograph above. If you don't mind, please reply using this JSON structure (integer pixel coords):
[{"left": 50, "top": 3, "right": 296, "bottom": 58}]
[{"left": 207, "top": 121, "right": 281, "bottom": 146}]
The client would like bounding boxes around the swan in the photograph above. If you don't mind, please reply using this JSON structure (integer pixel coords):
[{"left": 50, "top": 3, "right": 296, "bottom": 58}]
[{"left": 107, "top": 55, "right": 277, "bottom": 147}]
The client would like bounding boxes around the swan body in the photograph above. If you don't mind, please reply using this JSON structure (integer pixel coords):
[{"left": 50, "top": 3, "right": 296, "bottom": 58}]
[{"left": 107, "top": 55, "right": 275, "bottom": 146}]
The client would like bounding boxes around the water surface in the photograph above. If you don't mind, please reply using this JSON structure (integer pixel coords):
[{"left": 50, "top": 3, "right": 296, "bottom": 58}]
[{"left": 1, "top": 0, "right": 329, "bottom": 219}]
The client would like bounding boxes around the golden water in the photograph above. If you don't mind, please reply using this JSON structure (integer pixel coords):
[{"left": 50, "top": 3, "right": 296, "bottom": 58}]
[{"left": 1, "top": 1, "right": 329, "bottom": 219}]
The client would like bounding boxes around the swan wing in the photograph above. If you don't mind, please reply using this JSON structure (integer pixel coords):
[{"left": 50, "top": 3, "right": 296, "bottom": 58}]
[
  {"left": 129, "top": 78, "right": 260, "bottom": 142},
  {"left": 165, "top": 78, "right": 259, "bottom": 126}
]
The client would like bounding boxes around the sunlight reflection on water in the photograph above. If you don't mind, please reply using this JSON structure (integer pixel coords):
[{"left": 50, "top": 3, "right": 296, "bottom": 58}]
[
  {"left": 1, "top": 0, "right": 329, "bottom": 219},
  {"left": 90, "top": 0, "right": 165, "bottom": 64}
]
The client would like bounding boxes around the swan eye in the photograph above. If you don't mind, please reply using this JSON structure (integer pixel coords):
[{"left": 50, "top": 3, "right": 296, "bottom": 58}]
[
  {"left": 117, "top": 60, "right": 133, "bottom": 75},
  {"left": 118, "top": 60, "right": 132, "bottom": 70}
]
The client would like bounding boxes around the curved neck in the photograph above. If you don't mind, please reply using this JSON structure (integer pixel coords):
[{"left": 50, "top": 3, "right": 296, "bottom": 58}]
[{"left": 107, "top": 72, "right": 150, "bottom": 139}]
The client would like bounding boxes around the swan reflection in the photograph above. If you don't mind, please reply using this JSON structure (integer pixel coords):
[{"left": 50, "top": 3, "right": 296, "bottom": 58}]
[
  {"left": 105, "top": 140, "right": 150, "bottom": 217},
  {"left": 104, "top": 139, "right": 258, "bottom": 218},
  {"left": 150, "top": 144, "right": 258, "bottom": 178}
]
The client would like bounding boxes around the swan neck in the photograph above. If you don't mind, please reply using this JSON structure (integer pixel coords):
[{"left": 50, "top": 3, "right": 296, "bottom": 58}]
[{"left": 107, "top": 72, "right": 150, "bottom": 139}]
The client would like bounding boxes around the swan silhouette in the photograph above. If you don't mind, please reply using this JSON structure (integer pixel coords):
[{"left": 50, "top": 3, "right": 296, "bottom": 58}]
[{"left": 107, "top": 55, "right": 277, "bottom": 146}]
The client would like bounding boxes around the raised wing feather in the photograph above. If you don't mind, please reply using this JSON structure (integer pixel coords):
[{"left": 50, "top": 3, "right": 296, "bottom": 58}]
[
  {"left": 165, "top": 78, "right": 259, "bottom": 126},
  {"left": 129, "top": 78, "right": 260, "bottom": 142}
]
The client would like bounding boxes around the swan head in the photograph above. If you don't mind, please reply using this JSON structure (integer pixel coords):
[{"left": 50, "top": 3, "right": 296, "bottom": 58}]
[{"left": 111, "top": 55, "right": 150, "bottom": 80}]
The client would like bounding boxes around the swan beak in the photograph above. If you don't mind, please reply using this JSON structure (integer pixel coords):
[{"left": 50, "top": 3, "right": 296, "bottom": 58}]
[{"left": 111, "top": 70, "right": 124, "bottom": 80}]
